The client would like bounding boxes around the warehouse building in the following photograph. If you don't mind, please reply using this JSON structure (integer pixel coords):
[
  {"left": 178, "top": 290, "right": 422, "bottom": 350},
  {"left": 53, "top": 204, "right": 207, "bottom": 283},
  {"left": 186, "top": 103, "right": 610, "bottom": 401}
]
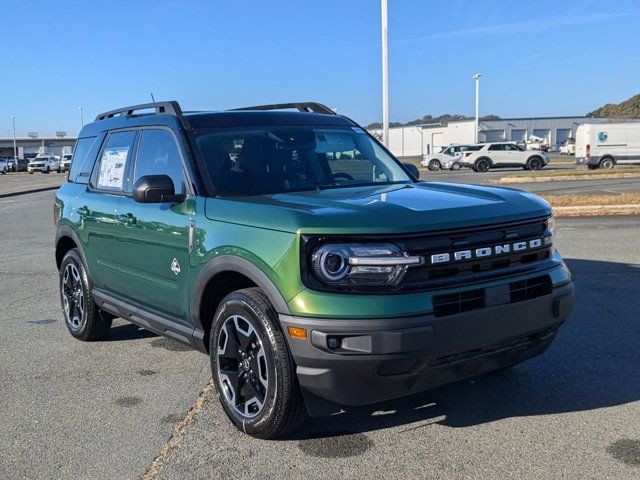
[
  {"left": 370, "top": 116, "right": 612, "bottom": 158},
  {"left": 0, "top": 134, "right": 76, "bottom": 159}
]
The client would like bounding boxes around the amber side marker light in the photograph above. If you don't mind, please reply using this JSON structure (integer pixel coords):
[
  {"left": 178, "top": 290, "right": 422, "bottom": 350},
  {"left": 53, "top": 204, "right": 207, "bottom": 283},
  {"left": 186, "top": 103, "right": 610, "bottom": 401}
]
[{"left": 287, "top": 326, "right": 307, "bottom": 339}]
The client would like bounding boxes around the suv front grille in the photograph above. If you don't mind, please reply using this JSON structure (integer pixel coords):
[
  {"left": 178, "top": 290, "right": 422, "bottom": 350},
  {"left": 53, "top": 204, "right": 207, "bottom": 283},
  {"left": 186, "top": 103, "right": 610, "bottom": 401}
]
[
  {"left": 396, "top": 217, "right": 553, "bottom": 291},
  {"left": 432, "top": 274, "right": 552, "bottom": 318}
]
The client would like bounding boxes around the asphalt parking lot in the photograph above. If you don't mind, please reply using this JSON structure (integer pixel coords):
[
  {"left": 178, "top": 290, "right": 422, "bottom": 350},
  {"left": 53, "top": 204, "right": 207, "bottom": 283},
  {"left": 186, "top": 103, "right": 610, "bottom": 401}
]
[{"left": 1, "top": 189, "right": 639, "bottom": 479}]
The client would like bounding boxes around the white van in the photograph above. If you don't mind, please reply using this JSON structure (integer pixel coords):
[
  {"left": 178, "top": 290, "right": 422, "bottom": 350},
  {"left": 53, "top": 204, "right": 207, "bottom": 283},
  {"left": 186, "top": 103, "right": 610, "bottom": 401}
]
[{"left": 575, "top": 122, "right": 640, "bottom": 169}]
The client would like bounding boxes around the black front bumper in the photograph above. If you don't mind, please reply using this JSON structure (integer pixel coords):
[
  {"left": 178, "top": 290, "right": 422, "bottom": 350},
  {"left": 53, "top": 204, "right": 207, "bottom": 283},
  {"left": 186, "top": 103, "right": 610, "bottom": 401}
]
[{"left": 280, "top": 281, "right": 574, "bottom": 415}]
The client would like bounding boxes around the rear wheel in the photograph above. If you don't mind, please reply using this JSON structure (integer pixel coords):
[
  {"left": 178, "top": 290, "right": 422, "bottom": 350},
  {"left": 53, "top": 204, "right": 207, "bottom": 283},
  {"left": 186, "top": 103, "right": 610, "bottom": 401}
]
[
  {"left": 474, "top": 158, "right": 491, "bottom": 172},
  {"left": 428, "top": 159, "right": 441, "bottom": 171},
  {"left": 599, "top": 157, "right": 615, "bottom": 169},
  {"left": 59, "top": 249, "right": 112, "bottom": 341},
  {"left": 210, "top": 288, "right": 307, "bottom": 439}
]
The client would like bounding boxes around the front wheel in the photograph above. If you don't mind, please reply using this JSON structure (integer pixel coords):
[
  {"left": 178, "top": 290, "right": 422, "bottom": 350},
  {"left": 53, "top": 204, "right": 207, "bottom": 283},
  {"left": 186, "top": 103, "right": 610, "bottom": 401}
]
[
  {"left": 428, "top": 159, "right": 441, "bottom": 171},
  {"left": 59, "top": 249, "right": 112, "bottom": 341},
  {"left": 527, "top": 157, "right": 543, "bottom": 170},
  {"left": 474, "top": 158, "right": 491, "bottom": 172},
  {"left": 43, "top": 166, "right": 50, "bottom": 174},
  {"left": 210, "top": 288, "right": 307, "bottom": 439},
  {"left": 450, "top": 162, "right": 461, "bottom": 171}
]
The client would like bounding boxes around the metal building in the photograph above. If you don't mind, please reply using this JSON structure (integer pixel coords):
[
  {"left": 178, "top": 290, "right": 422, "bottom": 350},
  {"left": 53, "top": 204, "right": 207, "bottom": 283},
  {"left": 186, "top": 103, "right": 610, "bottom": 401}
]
[{"left": 370, "top": 116, "right": 614, "bottom": 158}]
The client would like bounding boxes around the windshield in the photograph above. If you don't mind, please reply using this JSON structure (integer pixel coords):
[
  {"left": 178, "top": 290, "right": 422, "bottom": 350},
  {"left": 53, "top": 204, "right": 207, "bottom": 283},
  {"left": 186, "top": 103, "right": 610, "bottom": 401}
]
[{"left": 194, "top": 126, "right": 412, "bottom": 196}]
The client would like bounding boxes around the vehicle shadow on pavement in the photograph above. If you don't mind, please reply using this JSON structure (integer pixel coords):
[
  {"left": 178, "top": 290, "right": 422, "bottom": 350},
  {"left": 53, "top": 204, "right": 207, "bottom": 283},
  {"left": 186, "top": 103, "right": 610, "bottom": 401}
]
[
  {"left": 106, "top": 323, "right": 158, "bottom": 341},
  {"left": 290, "top": 258, "right": 640, "bottom": 440}
]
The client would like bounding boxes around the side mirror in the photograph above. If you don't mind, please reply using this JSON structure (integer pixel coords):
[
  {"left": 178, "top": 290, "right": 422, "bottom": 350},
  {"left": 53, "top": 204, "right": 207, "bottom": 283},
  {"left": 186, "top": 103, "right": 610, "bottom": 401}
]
[
  {"left": 403, "top": 163, "right": 420, "bottom": 181},
  {"left": 133, "top": 175, "right": 186, "bottom": 203}
]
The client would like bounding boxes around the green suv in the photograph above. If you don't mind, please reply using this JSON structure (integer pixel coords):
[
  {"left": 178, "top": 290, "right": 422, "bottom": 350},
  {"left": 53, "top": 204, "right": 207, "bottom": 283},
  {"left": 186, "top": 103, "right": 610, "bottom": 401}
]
[{"left": 54, "top": 101, "right": 574, "bottom": 438}]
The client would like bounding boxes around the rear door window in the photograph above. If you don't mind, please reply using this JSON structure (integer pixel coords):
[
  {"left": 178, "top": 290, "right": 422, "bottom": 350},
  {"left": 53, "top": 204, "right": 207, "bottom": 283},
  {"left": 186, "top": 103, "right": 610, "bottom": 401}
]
[
  {"left": 488, "top": 144, "right": 505, "bottom": 151},
  {"left": 93, "top": 131, "right": 136, "bottom": 192}
]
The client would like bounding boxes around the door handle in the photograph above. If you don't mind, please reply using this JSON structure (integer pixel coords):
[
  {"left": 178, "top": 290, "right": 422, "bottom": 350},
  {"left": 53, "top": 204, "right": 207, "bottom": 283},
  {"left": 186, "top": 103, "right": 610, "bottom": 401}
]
[
  {"left": 117, "top": 213, "right": 137, "bottom": 226},
  {"left": 77, "top": 206, "right": 90, "bottom": 216}
]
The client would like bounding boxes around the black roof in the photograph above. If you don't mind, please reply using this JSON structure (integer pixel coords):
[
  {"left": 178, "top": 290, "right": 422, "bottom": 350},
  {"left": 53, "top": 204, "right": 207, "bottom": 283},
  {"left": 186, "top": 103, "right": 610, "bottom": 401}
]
[{"left": 184, "top": 110, "right": 353, "bottom": 128}]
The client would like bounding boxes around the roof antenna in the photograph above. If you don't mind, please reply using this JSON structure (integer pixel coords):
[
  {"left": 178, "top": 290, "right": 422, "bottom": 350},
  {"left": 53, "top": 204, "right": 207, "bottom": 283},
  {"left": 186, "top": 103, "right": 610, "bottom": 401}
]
[{"left": 150, "top": 93, "right": 156, "bottom": 103}]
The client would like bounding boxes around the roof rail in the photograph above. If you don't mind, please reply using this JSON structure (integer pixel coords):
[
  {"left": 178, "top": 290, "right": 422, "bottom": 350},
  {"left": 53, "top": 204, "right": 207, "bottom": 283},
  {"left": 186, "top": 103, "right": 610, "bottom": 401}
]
[
  {"left": 94, "top": 101, "right": 183, "bottom": 121},
  {"left": 229, "top": 102, "right": 336, "bottom": 115}
]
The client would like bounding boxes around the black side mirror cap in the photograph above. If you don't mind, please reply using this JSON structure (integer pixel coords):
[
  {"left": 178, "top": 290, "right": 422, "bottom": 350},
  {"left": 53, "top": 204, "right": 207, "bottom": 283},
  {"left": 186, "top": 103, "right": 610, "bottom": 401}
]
[
  {"left": 133, "top": 175, "right": 186, "bottom": 203},
  {"left": 403, "top": 163, "right": 420, "bottom": 181}
]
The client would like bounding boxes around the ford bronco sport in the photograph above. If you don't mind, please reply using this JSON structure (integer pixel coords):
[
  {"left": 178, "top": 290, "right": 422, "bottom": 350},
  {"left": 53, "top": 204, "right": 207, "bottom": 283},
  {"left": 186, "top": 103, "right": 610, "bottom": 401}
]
[{"left": 54, "top": 101, "right": 574, "bottom": 439}]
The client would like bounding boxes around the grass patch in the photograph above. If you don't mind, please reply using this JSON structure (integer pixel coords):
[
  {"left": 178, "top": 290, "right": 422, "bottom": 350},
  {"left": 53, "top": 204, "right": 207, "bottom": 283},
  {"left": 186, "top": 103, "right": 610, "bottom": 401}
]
[
  {"left": 508, "top": 167, "right": 640, "bottom": 178},
  {"left": 541, "top": 193, "right": 640, "bottom": 206}
]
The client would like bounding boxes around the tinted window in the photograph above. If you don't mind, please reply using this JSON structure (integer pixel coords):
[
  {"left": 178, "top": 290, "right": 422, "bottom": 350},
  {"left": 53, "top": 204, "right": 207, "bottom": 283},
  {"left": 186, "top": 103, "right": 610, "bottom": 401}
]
[
  {"left": 488, "top": 144, "right": 505, "bottom": 151},
  {"left": 195, "top": 126, "right": 411, "bottom": 196},
  {"left": 466, "top": 145, "right": 483, "bottom": 151},
  {"left": 94, "top": 131, "right": 136, "bottom": 192},
  {"left": 134, "top": 129, "right": 186, "bottom": 195},
  {"left": 68, "top": 136, "right": 97, "bottom": 183}
]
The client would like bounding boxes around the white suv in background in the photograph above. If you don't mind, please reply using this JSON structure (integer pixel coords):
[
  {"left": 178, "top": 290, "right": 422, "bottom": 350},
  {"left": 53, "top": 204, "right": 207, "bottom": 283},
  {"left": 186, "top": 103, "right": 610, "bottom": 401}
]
[
  {"left": 27, "top": 154, "right": 61, "bottom": 174},
  {"left": 461, "top": 142, "right": 549, "bottom": 172},
  {"left": 420, "top": 144, "right": 469, "bottom": 171}
]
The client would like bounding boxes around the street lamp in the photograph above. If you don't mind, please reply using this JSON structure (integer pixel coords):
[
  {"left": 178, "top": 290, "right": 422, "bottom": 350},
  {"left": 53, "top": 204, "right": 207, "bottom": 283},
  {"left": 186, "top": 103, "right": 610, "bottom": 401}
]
[
  {"left": 381, "top": 0, "right": 389, "bottom": 147},
  {"left": 79, "top": 107, "right": 84, "bottom": 127},
  {"left": 11, "top": 116, "right": 17, "bottom": 161},
  {"left": 472, "top": 74, "right": 482, "bottom": 143}
]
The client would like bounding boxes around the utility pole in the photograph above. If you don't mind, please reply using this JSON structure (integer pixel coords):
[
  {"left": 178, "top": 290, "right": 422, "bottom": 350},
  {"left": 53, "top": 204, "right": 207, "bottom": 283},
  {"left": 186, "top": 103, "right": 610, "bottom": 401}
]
[
  {"left": 381, "top": 0, "right": 389, "bottom": 147},
  {"left": 11, "top": 116, "right": 17, "bottom": 160},
  {"left": 79, "top": 107, "right": 84, "bottom": 128},
  {"left": 473, "top": 74, "right": 482, "bottom": 143}
]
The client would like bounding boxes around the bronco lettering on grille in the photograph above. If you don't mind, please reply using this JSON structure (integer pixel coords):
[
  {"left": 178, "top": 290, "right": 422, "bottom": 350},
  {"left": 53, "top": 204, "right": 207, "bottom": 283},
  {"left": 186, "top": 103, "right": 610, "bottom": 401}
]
[{"left": 429, "top": 237, "right": 550, "bottom": 265}]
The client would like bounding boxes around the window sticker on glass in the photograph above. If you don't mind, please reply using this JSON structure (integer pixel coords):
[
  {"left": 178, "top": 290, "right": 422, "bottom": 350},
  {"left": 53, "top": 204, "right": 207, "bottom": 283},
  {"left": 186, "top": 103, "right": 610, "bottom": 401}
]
[{"left": 97, "top": 147, "right": 128, "bottom": 189}]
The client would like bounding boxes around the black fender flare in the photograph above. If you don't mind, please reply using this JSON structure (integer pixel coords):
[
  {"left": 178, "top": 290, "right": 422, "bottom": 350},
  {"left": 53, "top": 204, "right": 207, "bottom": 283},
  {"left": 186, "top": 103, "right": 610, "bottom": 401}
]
[
  {"left": 191, "top": 255, "right": 292, "bottom": 335},
  {"left": 55, "top": 225, "right": 89, "bottom": 273}
]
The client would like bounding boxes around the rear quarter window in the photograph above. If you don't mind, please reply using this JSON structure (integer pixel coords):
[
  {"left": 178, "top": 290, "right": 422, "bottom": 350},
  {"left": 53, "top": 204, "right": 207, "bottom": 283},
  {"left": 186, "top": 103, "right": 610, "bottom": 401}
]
[{"left": 68, "top": 136, "right": 100, "bottom": 184}]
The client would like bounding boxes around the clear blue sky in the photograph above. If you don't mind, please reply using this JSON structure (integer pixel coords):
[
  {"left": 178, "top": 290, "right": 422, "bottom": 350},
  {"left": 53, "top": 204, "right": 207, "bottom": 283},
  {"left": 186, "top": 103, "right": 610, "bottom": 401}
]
[{"left": 2, "top": 0, "right": 640, "bottom": 136}]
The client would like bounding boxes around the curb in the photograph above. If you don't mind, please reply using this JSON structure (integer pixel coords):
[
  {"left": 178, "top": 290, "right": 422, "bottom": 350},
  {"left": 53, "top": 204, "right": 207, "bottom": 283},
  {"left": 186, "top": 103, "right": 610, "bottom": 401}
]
[
  {"left": 0, "top": 186, "right": 60, "bottom": 199},
  {"left": 498, "top": 172, "right": 640, "bottom": 183},
  {"left": 553, "top": 203, "right": 640, "bottom": 216}
]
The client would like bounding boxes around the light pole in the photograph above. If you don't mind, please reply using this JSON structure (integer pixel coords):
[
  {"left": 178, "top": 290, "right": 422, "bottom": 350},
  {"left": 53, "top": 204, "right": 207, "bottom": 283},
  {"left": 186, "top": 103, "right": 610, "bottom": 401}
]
[
  {"left": 79, "top": 107, "right": 84, "bottom": 127},
  {"left": 381, "top": 0, "right": 389, "bottom": 147},
  {"left": 11, "top": 116, "right": 17, "bottom": 161},
  {"left": 472, "top": 74, "right": 482, "bottom": 143}
]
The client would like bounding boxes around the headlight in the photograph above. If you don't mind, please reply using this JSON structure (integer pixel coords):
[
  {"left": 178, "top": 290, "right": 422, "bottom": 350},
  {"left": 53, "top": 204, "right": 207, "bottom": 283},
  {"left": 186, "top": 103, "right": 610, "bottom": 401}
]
[
  {"left": 547, "top": 215, "right": 555, "bottom": 236},
  {"left": 310, "top": 243, "right": 422, "bottom": 287}
]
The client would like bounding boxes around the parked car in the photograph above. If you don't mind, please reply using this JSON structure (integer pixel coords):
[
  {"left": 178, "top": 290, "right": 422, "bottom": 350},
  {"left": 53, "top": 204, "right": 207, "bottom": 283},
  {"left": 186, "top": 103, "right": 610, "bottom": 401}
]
[
  {"left": 575, "top": 122, "right": 640, "bottom": 169},
  {"left": 462, "top": 142, "right": 550, "bottom": 172},
  {"left": 421, "top": 144, "right": 469, "bottom": 171},
  {"left": 0, "top": 157, "right": 8, "bottom": 175},
  {"left": 8, "top": 158, "right": 28, "bottom": 172},
  {"left": 55, "top": 100, "right": 573, "bottom": 439},
  {"left": 559, "top": 138, "right": 575, "bottom": 156},
  {"left": 59, "top": 153, "right": 73, "bottom": 172},
  {"left": 28, "top": 154, "right": 61, "bottom": 174}
]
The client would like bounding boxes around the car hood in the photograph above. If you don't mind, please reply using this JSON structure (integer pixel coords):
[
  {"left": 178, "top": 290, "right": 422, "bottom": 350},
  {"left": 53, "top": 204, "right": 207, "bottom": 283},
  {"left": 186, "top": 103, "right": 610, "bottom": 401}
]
[{"left": 205, "top": 182, "right": 551, "bottom": 234}]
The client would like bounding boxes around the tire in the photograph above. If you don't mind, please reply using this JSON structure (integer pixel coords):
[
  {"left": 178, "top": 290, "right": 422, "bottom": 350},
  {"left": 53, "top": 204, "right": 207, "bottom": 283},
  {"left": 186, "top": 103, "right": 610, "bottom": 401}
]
[
  {"left": 526, "top": 156, "right": 543, "bottom": 171},
  {"left": 588, "top": 164, "right": 599, "bottom": 170},
  {"left": 210, "top": 287, "right": 307, "bottom": 439},
  {"left": 474, "top": 158, "right": 491, "bottom": 172},
  {"left": 599, "top": 157, "right": 615, "bottom": 169},
  {"left": 59, "top": 249, "right": 112, "bottom": 341},
  {"left": 44, "top": 166, "right": 50, "bottom": 174},
  {"left": 450, "top": 162, "right": 461, "bottom": 171},
  {"left": 29, "top": 171, "right": 34, "bottom": 174},
  {"left": 428, "top": 159, "right": 441, "bottom": 171}
]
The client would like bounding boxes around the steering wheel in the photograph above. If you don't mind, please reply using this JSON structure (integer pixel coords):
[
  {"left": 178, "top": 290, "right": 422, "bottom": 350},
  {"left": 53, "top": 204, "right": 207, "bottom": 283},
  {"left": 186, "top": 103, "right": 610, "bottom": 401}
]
[{"left": 318, "top": 172, "right": 354, "bottom": 185}]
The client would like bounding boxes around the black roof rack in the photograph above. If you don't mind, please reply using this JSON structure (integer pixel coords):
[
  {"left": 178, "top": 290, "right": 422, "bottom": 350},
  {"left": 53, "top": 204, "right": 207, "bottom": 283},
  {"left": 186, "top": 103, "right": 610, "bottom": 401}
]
[
  {"left": 95, "top": 101, "right": 183, "bottom": 121},
  {"left": 229, "top": 102, "right": 336, "bottom": 115}
]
